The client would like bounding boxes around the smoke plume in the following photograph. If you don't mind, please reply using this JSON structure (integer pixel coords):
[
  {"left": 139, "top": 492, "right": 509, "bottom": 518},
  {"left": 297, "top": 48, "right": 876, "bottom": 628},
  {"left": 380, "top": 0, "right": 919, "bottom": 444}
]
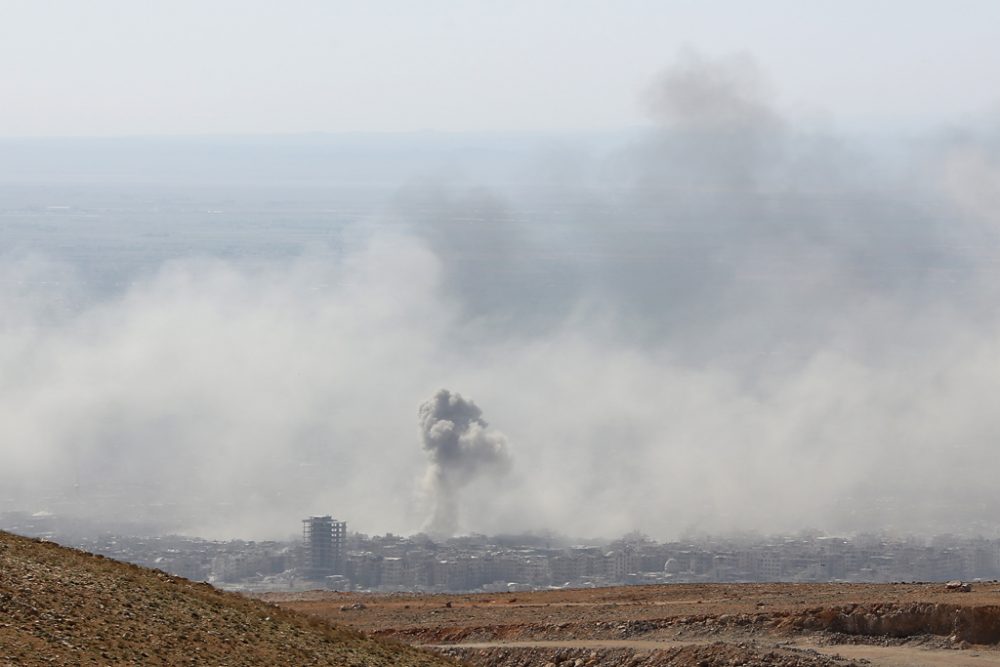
[
  {"left": 3, "top": 51, "right": 1000, "bottom": 541},
  {"left": 418, "top": 389, "right": 511, "bottom": 536}
]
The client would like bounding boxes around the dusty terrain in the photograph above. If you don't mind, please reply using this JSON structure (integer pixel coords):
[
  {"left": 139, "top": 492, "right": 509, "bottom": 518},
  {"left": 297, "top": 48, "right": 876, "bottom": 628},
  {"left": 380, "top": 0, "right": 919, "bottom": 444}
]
[
  {"left": 0, "top": 531, "right": 455, "bottom": 666},
  {"left": 6, "top": 527, "right": 998, "bottom": 667},
  {"left": 269, "top": 583, "right": 1000, "bottom": 666}
]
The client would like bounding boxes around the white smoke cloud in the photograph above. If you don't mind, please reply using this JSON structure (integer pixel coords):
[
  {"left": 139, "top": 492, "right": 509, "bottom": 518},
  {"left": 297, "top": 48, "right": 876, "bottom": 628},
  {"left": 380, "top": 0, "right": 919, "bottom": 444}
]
[
  {"left": 2, "top": 52, "right": 1000, "bottom": 541},
  {"left": 2, "top": 223, "right": 1000, "bottom": 539}
]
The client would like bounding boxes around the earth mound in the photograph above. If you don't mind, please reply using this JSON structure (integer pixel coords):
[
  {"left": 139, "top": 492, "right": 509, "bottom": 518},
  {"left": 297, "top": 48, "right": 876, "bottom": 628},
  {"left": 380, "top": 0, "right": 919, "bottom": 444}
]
[{"left": 0, "top": 531, "right": 456, "bottom": 666}]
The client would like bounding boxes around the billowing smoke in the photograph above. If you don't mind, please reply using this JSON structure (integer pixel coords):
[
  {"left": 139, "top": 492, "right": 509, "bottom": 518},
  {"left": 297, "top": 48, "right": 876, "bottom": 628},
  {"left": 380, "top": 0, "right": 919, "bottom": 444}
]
[
  {"left": 3, "top": 51, "right": 1000, "bottom": 541},
  {"left": 418, "top": 389, "right": 511, "bottom": 536}
]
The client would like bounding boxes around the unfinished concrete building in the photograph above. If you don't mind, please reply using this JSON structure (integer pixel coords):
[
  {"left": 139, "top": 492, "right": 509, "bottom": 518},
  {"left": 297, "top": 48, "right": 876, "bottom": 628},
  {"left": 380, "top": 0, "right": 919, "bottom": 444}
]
[{"left": 302, "top": 515, "right": 346, "bottom": 580}]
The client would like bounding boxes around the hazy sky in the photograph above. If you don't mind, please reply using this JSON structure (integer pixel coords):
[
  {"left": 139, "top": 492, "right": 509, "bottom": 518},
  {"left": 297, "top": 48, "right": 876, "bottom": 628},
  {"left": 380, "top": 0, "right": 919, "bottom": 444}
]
[{"left": 3, "top": 0, "right": 999, "bottom": 136}]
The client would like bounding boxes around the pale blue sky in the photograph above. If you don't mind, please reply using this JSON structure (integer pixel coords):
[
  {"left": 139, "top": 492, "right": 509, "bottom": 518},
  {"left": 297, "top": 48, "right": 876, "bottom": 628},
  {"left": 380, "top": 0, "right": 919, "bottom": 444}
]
[{"left": 2, "top": 0, "right": 998, "bottom": 136}]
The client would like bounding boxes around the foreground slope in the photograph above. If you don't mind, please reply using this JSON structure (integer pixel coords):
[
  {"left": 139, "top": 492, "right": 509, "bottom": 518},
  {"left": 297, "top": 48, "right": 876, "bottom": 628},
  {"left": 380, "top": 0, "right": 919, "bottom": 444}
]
[{"left": 0, "top": 531, "right": 456, "bottom": 666}]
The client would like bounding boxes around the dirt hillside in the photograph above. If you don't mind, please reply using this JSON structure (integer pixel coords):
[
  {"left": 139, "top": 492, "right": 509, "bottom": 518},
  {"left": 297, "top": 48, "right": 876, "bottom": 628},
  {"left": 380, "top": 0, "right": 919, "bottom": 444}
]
[{"left": 0, "top": 531, "right": 457, "bottom": 667}]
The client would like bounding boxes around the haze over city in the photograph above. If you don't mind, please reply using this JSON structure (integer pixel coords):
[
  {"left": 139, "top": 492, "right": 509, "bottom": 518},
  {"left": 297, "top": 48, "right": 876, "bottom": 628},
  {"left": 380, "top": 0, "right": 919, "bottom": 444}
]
[{"left": 3, "top": 1, "right": 1000, "bottom": 543}]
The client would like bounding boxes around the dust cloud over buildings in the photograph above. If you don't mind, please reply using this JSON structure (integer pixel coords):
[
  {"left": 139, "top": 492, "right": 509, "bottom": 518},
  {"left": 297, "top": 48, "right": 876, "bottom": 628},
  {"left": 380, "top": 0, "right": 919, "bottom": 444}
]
[{"left": 2, "top": 53, "right": 1000, "bottom": 540}]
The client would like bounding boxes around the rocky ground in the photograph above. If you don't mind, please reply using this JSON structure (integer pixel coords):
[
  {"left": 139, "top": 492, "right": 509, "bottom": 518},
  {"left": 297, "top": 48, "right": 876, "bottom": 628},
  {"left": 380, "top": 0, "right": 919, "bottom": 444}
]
[
  {"left": 269, "top": 582, "right": 1000, "bottom": 666},
  {"left": 435, "top": 642, "right": 863, "bottom": 667},
  {"left": 7, "top": 528, "right": 998, "bottom": 667},
  {"left": 0, "top": 531, "right": 457, "bottom": 666}
]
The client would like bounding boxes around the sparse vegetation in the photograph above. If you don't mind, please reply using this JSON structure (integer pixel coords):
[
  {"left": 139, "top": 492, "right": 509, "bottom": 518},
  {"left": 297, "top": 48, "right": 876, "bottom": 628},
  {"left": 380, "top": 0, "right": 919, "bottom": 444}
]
[{"left": 0, "top": 531, "right": 457, "bottom": 666}]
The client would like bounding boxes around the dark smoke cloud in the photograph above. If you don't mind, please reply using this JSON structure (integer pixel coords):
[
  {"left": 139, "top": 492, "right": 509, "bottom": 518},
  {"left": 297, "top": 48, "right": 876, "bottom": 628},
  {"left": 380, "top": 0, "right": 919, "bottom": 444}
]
[
  {"left": 403, "top": 52, "right": 996, "bottom": 363},
  {"left": 640, "top": 49, "right": 784, "bottom": 190},
  {"left": 418, "top": 389, "right": 511, "bottom": 536}
]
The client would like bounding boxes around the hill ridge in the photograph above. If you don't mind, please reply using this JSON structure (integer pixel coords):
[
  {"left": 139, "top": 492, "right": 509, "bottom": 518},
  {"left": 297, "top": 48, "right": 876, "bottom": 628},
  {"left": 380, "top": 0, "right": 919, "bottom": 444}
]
[{"left": 0, "top": 530, "right": 456, "bottom": 666}]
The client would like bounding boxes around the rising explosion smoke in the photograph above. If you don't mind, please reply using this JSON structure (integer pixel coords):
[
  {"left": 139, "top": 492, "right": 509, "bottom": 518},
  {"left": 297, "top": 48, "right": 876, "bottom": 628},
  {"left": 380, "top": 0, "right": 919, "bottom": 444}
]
[{"left": 418, "top": 389, "right": 511, "bottom": 536}]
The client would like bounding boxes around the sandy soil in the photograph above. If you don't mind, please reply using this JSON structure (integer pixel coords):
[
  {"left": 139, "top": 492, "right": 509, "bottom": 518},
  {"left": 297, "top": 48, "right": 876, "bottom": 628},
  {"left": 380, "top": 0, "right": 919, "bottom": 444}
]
[{"left": 268, "top": 582, "right": 1000, "bottom": 666}]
